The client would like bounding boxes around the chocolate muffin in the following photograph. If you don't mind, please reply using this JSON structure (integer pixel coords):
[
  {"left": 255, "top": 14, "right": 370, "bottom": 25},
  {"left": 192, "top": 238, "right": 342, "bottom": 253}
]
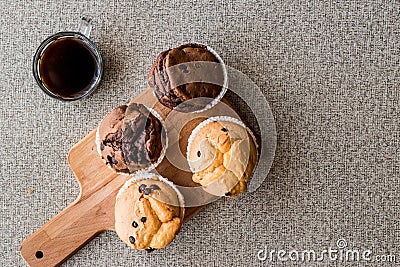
[
  {"left": 96, "top": 105, "right": 129, "bottom": 173},
  {"left": 96, "top": 103, "right": 165, "bottom": 174},
  {"left": 187, "top": 116, "right": 258, "bottom": 197},
  {"left": 122, "top": 103, "right": 165, "bottom": 173},
  {"left": 115, "top": 173, "right": 185, "bottom": 250},
  {"left": 148, "top": 43, "right": 226, "bottom": 111}
]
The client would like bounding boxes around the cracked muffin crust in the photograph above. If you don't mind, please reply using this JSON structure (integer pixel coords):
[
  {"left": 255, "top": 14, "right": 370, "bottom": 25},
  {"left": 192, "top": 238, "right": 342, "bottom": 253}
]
[
  {"left": 148, "top": 43, "right": 226, "bottom": 111},
  {"left": 122, "top": 103, "right": 164, "bottom": 173},
  {"left": 115, "top": 173, "right": 185, "bottom": 250},
  {"left": 96, "top": 105, "right": 129, "bottom": 173},
  {"left": 187, "top": 117, "right": 258, "bottom": 197},
  {"left": 96, "top": 103, "right": 165, "bottom": 174}
]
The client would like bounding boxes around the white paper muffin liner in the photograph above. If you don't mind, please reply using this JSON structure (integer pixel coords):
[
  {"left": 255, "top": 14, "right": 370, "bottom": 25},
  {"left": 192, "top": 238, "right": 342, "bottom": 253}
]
[
  {"left": 116, "top": 172, "right": 185, "bottom": 214},
  {"left": 186, "top": 116, "right": 259, "bottom": 173},
  {"left": 96, "top": 104, "right": 168, "bottom": 176}
]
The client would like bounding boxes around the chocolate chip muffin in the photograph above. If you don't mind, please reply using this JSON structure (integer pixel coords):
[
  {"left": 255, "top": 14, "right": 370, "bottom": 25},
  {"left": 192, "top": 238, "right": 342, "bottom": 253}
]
[
  {"left": 96, "top": 103, "right": 166, "bottom": 174},
  {"left": 148, "top": 43, "right": 227, "bottom": 111},
  {"left": 115, "top": 173, "right": 185, "bottom": 250},
  {"left": 187, "top": 116, "right": 258, "bottom": 197}
]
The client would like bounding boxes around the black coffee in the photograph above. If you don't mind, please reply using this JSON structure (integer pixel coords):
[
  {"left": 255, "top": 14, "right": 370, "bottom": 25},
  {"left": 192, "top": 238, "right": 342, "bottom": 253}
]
[{"left": 39, "top": 37, "right": 97, "bottom": 98}]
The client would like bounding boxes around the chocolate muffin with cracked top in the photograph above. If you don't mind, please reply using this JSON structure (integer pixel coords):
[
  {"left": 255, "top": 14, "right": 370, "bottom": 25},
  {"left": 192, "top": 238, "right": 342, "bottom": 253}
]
[
  {"left": 122, "top": 103, "right": 165, "bottom": 173},
  {"left": 96, "top": 105, "right": 129, "bottom": 174},
  {"left": 115, "top": 173, "right": 185, "bottom": 250},
  {"left": 96, "top": 103, "right": 165, "bottom": 174},
  {"left": 148, "top": 43, "right": 226, "bottom": 111}
]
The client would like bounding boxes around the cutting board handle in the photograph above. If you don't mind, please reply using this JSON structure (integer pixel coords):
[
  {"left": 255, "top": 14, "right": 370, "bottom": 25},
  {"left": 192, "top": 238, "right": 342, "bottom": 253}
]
[{"left": 20, "top": 198, "right": 109, "bottom": 267}]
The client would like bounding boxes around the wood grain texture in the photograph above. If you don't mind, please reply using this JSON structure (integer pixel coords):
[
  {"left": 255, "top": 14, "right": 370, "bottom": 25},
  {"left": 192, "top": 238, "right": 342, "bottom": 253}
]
[{"left": 20, "top": 88, "right": 239, "bottom": 267}]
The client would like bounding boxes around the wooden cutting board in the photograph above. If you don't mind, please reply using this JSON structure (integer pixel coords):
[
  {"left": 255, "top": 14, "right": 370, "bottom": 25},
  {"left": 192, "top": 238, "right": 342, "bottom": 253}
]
[{"left": 20, "top": 88, "right": 242, "bottom": 267}]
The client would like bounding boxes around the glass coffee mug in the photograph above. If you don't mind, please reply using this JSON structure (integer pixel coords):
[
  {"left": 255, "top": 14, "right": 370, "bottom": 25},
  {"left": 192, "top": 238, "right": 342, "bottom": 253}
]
[{"left": 33, "top": 17, "right": 103, "bottom": 101}]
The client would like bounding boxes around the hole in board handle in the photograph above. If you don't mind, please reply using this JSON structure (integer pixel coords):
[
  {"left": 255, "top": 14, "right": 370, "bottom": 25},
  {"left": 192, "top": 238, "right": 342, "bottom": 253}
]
[{"left": 35, "top": 251, "right": 43, "bottom": 259}]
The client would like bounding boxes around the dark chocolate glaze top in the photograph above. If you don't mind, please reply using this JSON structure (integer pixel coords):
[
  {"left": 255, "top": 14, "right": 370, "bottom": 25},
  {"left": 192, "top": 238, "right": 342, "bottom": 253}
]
[
  {"left": 98, "top": 105, "right": 130, "bottom": 173},
  {"left": 122, "top": 103, "right": 163, "bottom": 172},
  {"left": 148, "top": 43, "right": 224, "bottom": 110}
]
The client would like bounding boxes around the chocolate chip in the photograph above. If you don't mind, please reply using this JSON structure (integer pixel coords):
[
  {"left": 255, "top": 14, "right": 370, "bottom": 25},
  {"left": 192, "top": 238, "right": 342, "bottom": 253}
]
[
  {"left": 100, "top": 143, "right": 105, "bottom": 151},
  {"left": 141, "top": 217, "right": 147, "bottom": 223},
  {"left": 129, "top": 236, "right": 135, "bottom": 244},
  {"left": 144, "top": 188, "right": 152, "bottom": 195},
  {"left": 197, "top": 151, "right": 201, "bottom": 157},
  {"left": 139, "top": 184, "right": 147, "bottom": 193},
  {"left": 194, "top": 62, "right": 201, "bottom": 68},
  {"left": 107, "top": 155, "right": 118, "bottom": 165},
  {"left": 221, "top": 127, "right": 228, "bottom": 132},
  {"left": 132, "top": 221, "right": 138, "bottom": 228},
  {"left": 146, "top": 247, "right": 155, "bottom": 252},
  {"left": 150, "top": 184, "right": 161, "bottom": 190},
  {"left": 225, "top": 192, "right": 231, "bottom": 196}
]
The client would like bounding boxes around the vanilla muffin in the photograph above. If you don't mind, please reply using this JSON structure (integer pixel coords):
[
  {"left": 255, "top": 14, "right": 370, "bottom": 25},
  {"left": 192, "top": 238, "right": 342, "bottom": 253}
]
[
  {"left": 115, "top": 173, "right": 185, "bottom": 250},
  {"left": 96, "top": 103, "right": 166, "bottom": 174},
  {"left": 187, "top": 116, "right": 258, "bottom": 197}
]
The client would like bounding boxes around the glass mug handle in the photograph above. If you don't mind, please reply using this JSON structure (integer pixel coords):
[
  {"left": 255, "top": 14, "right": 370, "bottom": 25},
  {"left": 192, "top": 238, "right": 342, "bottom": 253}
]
[
  {"left": 78, "top": 16, "right": 92, "bottom": 38},
  {"left": 32, "top": 16, "right": 103, "bottom": 101}
]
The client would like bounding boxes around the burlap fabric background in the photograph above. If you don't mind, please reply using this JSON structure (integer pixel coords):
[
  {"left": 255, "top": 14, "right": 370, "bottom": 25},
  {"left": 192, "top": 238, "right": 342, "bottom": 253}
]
[{"left": 1, "top": 1, "right": 399, "bottom": 266}]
